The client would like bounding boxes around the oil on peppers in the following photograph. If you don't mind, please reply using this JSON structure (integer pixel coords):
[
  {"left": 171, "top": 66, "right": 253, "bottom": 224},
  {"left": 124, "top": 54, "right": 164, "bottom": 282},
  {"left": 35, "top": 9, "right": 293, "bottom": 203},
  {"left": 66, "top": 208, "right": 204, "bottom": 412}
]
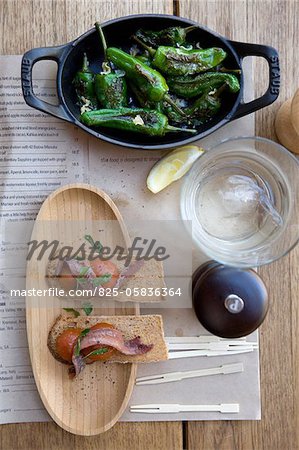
[
  {"left": 73, "top": 22, "right": 242, "bottom": 137},
  {"left": 168, "top": 72, "right": 240, "bottom": 98},
  {"left": 129, "top": 84, "right": 182, "bottom": 123},
  {"left": 128, "top": 83, "right": 159, "bottom": 111},
  {"left": 153, "top": 46, "right": 227, "bottom": 76},
  {"left": 161, "top": 91, "right": 221, "bottom": 126},
  {"left": 106, "top": 47, "right": 186, "bottom": 116},
  {"left": 94, "top": 22, "right": 128, "bottom": 109},
  {"left": 80, "top": 108, "right": 196, "bottom": 136},
  {"left": 160, "top": 95, "right": 188, "bottom": 124},
  {"left": 133, "top": 36, "right": 227, "bottom": 76},
  {"left": 186, "top": 91, "right": 221, "bottom": 121}
]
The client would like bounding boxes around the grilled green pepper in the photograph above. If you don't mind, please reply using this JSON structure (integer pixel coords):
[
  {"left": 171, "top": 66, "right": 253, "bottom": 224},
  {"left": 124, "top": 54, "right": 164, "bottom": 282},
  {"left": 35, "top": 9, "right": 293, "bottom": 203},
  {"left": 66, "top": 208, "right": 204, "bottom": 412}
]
[
  {"left": 80, "top": 108, "right": 196, "bottom": 136},
  {"left": 106, "top": 47, "right": 186, "bottom": 117},
  {"left": 186, "top": 91, "right": 221, "bottom": 119},
  {"left": 72, "top": 53, "right": 97, "bottom": 110},
  {"left": 129, "top": 83, "right": 159, "bottom": 110},
  {"left": 133, "top": 36, "right": 227, "bottom": 76},
  {"left": 134, "top": 25, "right": 197, "bottom": 48},
  {"left": 160, "top": 95, "right": 189, "bottom": 124},
  {"left": 94, "top": 22, "right": 128, "bottom": 109},
  {"left": 153, "top": 46, "right": 227, "bottom": 76},
  {"left": 162, "top": 91, "right": 221, "bottom": 125},
  {"left": 168, "top": 72, "right": 240, "bottom": 98},
  {"left": 95, "top": 72, "right": 127, "bottom": 108}
]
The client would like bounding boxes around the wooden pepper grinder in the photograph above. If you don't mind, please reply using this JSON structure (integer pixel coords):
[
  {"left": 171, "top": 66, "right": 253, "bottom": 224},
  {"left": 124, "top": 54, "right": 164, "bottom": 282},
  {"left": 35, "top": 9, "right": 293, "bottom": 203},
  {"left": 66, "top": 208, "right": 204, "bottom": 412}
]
[
  {"left": 192, "top": 261, "right": 269, "bottom": 338},
  {"left": 275, "top": 88, "right": 299, "bottom": 154}
]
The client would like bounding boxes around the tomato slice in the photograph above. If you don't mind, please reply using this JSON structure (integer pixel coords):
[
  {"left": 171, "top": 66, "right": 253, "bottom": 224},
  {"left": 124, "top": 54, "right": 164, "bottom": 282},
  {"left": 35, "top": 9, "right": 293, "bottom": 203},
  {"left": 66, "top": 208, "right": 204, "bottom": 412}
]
[
  {"left": 55, "top": 328, "right": 82, "bottom": 363},
  {"left": 90, "top": 259, "right": 119, "bottom": 288},
  {"left": 81, "top": 322, "right": 116, "bottom": 362}
]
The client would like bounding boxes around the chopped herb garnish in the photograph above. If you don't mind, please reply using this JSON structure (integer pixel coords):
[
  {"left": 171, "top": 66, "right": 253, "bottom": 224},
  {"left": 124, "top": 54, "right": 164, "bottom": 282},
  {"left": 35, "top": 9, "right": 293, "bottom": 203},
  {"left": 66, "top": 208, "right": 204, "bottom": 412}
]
[
  {"left": 82, "top": 303, "right": 93, "bottom": 316},
  {"left": 76, "top": 265, "right": 90, "bottom": 286},
  {"left": 63, "top": 308, "right": 80, "bottom": 318},
  {"left": 80, "top": 266, "right": 90, "bottom": 276},
  {"left": 84, "top": 234, "right": 95, "bottom": 246},
  {"left": 83, "top": 347, "right": 109, "bottom": 359},
  {"left": 85, "top": 234, "right": 103, "bottom": 255},
  {"left": 74, "top": 327, "right": 90, "bottom": 356},
  {"left": 74, "top": 340, "right": 81, "bottom": 357},
  {"left": 80, "top": 328, "right": 91, "bottom": 337},
  {"left": 92, "top": 273, "right": 112, "bottom": 287}
]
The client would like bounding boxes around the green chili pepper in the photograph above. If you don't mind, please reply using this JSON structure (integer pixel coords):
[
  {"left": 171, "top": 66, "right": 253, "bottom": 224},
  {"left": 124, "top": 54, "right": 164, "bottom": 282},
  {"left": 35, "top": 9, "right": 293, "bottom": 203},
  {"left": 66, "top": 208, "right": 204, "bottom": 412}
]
[
  {"left": 152, "top": 46, "right": 227, "bottom": 76},
  {"left": 80, "top": 107, "right": 196, "bottom": 136},
  {"left": 161, "top": 103, "right": 184, "bottom": 124},
  {"left": 168, "top": 72, "right": 240, "bottom": 98},
  {"left": 185, "top": 85, "right": 228, "bottom": 126},
  {"left": 72, "top": 53, "right": 97, "bottom": 110},
  {"left": 107, "top": 47, "right": 167, "bottom": 102},
  {"left": 95, "top": 71, "right": 127, "bottom": 109},
  {"left": 186, "top": 91, "right": 221, "bottom": 119},
  {"left": 134, "top": 25, "right": 197, "bottom": 48},
  {"left": 160, "top": 95, "right": 189, "bottom": 124},
  {"left": 129, "top": 83, "right": 160, "bottom": 110},
  {"left": 162, "top": 85, "right": 225, "bottom": 125},
  {"left": 106, "top": 47, "right": 186, "bottom": 117},
  {"left": 161, "top": 90, "right": 221, "bottom": 125},
  {"left": 94, "top": 22, "right": 128, "bottom": 109},
  {"left": 133, "top": 36, "right": 227, "bottom": 76}
]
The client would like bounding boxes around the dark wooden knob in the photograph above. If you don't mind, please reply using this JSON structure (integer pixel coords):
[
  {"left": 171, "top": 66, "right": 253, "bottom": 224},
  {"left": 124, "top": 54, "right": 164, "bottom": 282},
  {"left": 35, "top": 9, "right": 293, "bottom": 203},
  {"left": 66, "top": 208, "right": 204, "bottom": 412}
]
[{"left": 192, "top": 261, "right": 269, "bottom": 338}]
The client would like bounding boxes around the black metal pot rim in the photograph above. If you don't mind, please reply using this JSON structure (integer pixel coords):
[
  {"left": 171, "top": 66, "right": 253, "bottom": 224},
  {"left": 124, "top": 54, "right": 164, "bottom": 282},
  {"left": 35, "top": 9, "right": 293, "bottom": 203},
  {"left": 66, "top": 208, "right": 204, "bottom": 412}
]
[
  {"left": 62, "top": 14, "right": 241, "bottom": 149},
  {"left": 21, "top": 14, "right": 280, "bottom": 150}
]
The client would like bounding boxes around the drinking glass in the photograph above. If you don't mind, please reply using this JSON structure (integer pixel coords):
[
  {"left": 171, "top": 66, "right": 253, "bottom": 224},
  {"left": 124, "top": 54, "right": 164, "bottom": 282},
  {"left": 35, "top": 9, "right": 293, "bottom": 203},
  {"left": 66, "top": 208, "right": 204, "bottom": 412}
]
[{"left": 181, "top": 136, "right": 299, "bottom": 267}]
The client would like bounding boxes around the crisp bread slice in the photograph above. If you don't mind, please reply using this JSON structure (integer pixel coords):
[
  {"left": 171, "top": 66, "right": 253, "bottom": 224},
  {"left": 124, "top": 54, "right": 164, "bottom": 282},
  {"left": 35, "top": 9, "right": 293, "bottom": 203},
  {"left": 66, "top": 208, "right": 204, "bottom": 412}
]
[{"left": 48, "top": 314, "right": 169, "bottom": 364}]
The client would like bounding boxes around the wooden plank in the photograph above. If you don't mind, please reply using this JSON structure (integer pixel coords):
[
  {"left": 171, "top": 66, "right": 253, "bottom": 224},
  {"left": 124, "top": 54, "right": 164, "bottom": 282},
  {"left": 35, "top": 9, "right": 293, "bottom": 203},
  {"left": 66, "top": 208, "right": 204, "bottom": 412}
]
[
  {"left": 0, "top": 421, "right": 182, "bottom": 450},
  {"left": 179, "top": 1, "right": 299, "bottom": 449},
  {"left": 175, "top": 0, "right": 249, "bottom": 40},
  {"left": 0, "top": 0, "right": 173, "bottom": 52},
  {"left": 0, "top": 1, "right": 183, "bottom": 449},
  {"left": 290, "top": 239, "right": 299, "bottom": 442},
  {"left": 235, "top": 0, "right": 299, "bottom": 441}
]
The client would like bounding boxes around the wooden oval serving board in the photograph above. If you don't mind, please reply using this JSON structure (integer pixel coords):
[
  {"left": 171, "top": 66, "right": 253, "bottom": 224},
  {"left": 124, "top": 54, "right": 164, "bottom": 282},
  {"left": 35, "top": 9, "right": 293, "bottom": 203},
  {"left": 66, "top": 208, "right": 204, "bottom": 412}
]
[{"left": 26, "top": 183, "right": 138, "bottom": 435}]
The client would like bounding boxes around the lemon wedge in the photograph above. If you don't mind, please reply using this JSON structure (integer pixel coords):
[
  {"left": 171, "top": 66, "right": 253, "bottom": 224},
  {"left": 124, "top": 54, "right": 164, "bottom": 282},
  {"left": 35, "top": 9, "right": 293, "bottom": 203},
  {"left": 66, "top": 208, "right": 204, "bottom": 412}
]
[{"left": 147, "top": 145, "right": 204, "bottom": 193}]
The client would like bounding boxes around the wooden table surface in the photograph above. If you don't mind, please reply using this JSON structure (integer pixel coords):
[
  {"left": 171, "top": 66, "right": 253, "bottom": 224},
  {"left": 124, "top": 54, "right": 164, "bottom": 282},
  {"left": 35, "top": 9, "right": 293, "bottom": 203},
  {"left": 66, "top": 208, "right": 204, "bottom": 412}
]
[{"left": 0, "top": 1, "right": 298, "bottom": 449}]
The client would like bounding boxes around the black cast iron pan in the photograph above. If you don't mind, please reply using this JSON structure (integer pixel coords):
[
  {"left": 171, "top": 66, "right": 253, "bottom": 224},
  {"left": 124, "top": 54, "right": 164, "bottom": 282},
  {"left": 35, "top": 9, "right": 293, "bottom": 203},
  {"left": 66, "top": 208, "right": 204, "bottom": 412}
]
[{"left": 21, "top": 14, "right": 280, "bottom": 150}]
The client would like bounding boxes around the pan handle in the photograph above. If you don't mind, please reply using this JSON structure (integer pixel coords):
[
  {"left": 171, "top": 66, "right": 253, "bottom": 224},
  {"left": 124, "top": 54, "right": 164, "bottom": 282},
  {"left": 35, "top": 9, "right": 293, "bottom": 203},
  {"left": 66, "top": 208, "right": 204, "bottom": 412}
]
[
  {"left": 228, "top": 40, "right": 280, "bottom": 120},
  {"left": 21, "top": 44, "right": 73, "bottom": 122}
]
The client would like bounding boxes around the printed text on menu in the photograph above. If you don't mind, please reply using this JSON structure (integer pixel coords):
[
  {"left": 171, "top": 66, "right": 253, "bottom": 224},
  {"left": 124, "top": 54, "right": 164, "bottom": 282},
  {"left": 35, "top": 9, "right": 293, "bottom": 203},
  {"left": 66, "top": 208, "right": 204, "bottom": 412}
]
[{"left": 0, "top": 57, "right": 87, "bottom": 423}]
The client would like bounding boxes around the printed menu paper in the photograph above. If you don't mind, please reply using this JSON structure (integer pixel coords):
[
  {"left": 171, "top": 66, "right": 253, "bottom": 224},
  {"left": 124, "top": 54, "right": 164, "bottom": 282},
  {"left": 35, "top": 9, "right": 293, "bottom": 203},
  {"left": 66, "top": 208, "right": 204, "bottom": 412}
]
[{"left": 0, "top": 56, "right": 260, "bottom": 424}]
